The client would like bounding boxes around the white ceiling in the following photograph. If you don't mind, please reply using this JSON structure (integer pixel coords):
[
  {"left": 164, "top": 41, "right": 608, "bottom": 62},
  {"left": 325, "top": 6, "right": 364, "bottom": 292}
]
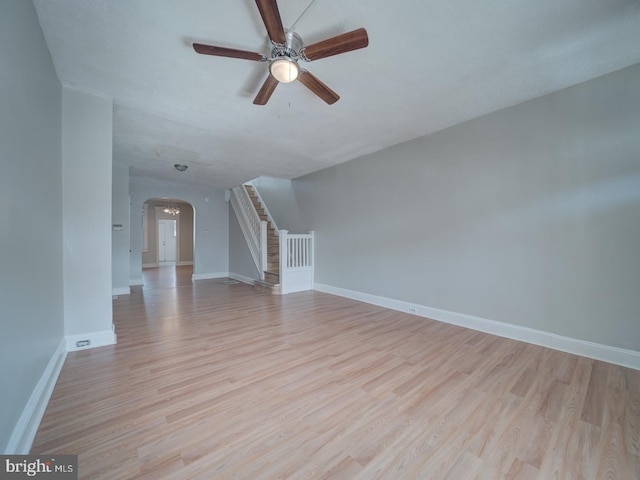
[{"left": 34, "top": 0, "right": 640, "bottom": 188}]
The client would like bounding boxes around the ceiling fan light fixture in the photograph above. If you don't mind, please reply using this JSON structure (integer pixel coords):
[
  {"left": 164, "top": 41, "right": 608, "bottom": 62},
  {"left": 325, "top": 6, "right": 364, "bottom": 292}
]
[{"left": 270, "top": 57, "right": 299, "bottom": 83}]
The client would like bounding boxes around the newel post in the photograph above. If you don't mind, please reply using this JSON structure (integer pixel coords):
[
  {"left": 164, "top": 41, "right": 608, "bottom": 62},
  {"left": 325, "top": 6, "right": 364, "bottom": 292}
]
[
  {"left": 279, "top": 230, "right": 288, "bottom": 288},
  {"left": 260, "top": 221, "right": 267, "bottom": 279}
]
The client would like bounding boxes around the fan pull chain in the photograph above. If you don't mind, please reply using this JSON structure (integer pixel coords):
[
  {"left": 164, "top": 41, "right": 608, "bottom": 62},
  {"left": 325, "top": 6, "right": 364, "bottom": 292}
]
[{"left": 290, "top": 0, "right": 317, "bottom": 31}]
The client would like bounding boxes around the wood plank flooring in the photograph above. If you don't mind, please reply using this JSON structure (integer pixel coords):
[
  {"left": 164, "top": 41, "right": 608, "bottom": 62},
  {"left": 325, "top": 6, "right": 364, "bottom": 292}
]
[{"left": 32, "top": 266, "right": 640, "bottom": 479}]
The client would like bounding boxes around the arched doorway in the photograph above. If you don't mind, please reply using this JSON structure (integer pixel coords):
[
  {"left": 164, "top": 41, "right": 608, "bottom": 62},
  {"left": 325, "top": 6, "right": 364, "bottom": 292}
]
[{"left": 141, "top": 197, "right": 195, "bottom": 286}]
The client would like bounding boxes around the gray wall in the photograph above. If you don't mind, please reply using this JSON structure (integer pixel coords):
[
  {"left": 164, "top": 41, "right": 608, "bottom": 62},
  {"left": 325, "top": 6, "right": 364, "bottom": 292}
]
[
  {"left": 228, "top": 204, "right": 260, "bottom": 281},
  {"left": 178, "top": 204, "right": 194, "bottom": 263},
  {"left": 130, "top": 177, "right": 228, "bottom": 283},
  {"left": 295, "top": 64, "right": 640, "bottom": 352},
  {"left": 112, "top": 164, "right": 130, "bottom": 293},
  {"left": 250, "top": 177, "right": 307, "bottom": 233},
  {"left": 0, "top": 1, "right": 64, "bottom": 451}
]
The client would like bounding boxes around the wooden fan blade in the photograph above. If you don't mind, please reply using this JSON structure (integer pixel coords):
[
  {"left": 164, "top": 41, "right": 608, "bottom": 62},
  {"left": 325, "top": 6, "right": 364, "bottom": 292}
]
[
  {"left": 253, "top": 74, "right": 279, "bottom": 105},
  {"left": 255, "top": 0, "right": 286, "bottom": 44},
  {"left": 301, "top": 28, "right": 369, "bottom": 61},
  {"left": 193, "top": 43, "right": 265, "bottom": 61},
  {"left": 298, "top": 70, "right": 340, "bottom": 105}
]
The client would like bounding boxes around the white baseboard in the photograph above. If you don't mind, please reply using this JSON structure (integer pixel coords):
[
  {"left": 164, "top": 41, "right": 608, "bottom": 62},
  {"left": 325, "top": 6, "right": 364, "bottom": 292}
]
[
  {"left": 5, "top": 338, "right": 67, "bottom": 454},
  {"left": 314, "top": 283, "right": 640, "bottom": 371},
  {"left": 129, "top": 277, "right": 143, "bottom": 286},
  {"left": 143, "top": 262, "right": 192, "bottom": 268},
  {"left": 66, "top": 327, "right": 117, "bottom": 352},
  {"left": 228, "top": 272, "right": 257, "bottom": 285},
  {"left": 112, "top": 287, "right": 131, "bottom": 296},
  {"left": 192, "top": 272, "right": 229, "bottom": 281}
]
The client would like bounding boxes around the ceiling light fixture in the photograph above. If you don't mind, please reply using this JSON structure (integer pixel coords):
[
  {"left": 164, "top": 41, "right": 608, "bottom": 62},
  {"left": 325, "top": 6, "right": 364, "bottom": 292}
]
[
  {"left": 269, "top": 57, "right": 299, "bottom": 83},
  {"left": 163, "top": 205, "right": 180, "bottom": 216},
  {"left": 174, "top": 164, "right": 188, "bottom": 172}
]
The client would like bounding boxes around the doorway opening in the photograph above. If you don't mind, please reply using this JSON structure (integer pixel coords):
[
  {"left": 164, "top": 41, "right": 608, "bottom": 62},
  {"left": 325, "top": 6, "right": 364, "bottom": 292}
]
[{"left": 141, "top": 198, "right": 195, "bottom": 276}]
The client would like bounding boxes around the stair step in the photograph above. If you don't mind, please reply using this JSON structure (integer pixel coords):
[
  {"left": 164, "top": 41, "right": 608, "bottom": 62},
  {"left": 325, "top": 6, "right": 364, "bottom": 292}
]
[
  {"left": 254, "top": 279, "right": 281, "bottom": 295},
  {"left": 264, "top": 271, "right": 280, "bottom": 283}
]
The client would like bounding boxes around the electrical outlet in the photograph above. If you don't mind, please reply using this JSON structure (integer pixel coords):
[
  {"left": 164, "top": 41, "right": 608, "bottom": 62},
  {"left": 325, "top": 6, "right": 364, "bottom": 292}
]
[
  {"left": 408, "top": 307, "right": 417, "bottom": 314},
  {"left": 75, "top": 339, "right": 90, "bottom": 348}
]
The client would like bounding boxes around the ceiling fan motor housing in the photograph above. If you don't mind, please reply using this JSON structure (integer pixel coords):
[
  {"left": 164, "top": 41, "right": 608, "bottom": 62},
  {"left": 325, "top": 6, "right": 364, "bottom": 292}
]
[{"left": 270, "top": 31, "right": 304, "bottom": 61}]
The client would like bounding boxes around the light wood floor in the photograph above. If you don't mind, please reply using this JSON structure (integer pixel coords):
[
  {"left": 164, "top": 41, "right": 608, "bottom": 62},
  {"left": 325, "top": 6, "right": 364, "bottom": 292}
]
[{"left": 32, "top": 266, "right": 640, "bottom": 479}]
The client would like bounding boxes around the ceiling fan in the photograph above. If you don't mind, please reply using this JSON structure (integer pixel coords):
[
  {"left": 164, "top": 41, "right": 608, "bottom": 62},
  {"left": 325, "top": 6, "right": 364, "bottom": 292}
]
[{"left": 192, "top": 0, "right": 369, "bottom": 105}]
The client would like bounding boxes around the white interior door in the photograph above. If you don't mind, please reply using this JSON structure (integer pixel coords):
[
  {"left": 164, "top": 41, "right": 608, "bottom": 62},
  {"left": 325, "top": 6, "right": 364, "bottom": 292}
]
[{"left": 158, "top": 219, "right": 177, "bottom": 264}]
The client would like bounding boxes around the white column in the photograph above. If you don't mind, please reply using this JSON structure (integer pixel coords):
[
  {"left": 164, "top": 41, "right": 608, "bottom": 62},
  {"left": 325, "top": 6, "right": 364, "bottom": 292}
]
[{"left": 62, "top": 87, "right": 116, "bottom": 350}]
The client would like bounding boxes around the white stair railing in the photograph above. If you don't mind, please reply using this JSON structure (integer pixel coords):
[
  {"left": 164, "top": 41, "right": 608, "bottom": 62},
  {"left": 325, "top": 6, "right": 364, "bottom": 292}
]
[
  {"left": 230, "top": 186, "right": 267, "bottom": 279},
  {"left": 232, "top": 183, "right": 315, "bottom": 293},
  {"left": 246, "top": 181, "right": 279, "bottom": 236}
]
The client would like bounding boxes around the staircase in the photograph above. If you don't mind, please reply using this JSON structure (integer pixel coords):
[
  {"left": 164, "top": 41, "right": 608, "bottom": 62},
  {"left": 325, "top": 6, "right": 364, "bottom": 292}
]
[
  {"left": 244, "top": 185, "right": 280, "bottom": 291},
  {"left": 230, "top": 181, "right": 314, "bottom": 294}
]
